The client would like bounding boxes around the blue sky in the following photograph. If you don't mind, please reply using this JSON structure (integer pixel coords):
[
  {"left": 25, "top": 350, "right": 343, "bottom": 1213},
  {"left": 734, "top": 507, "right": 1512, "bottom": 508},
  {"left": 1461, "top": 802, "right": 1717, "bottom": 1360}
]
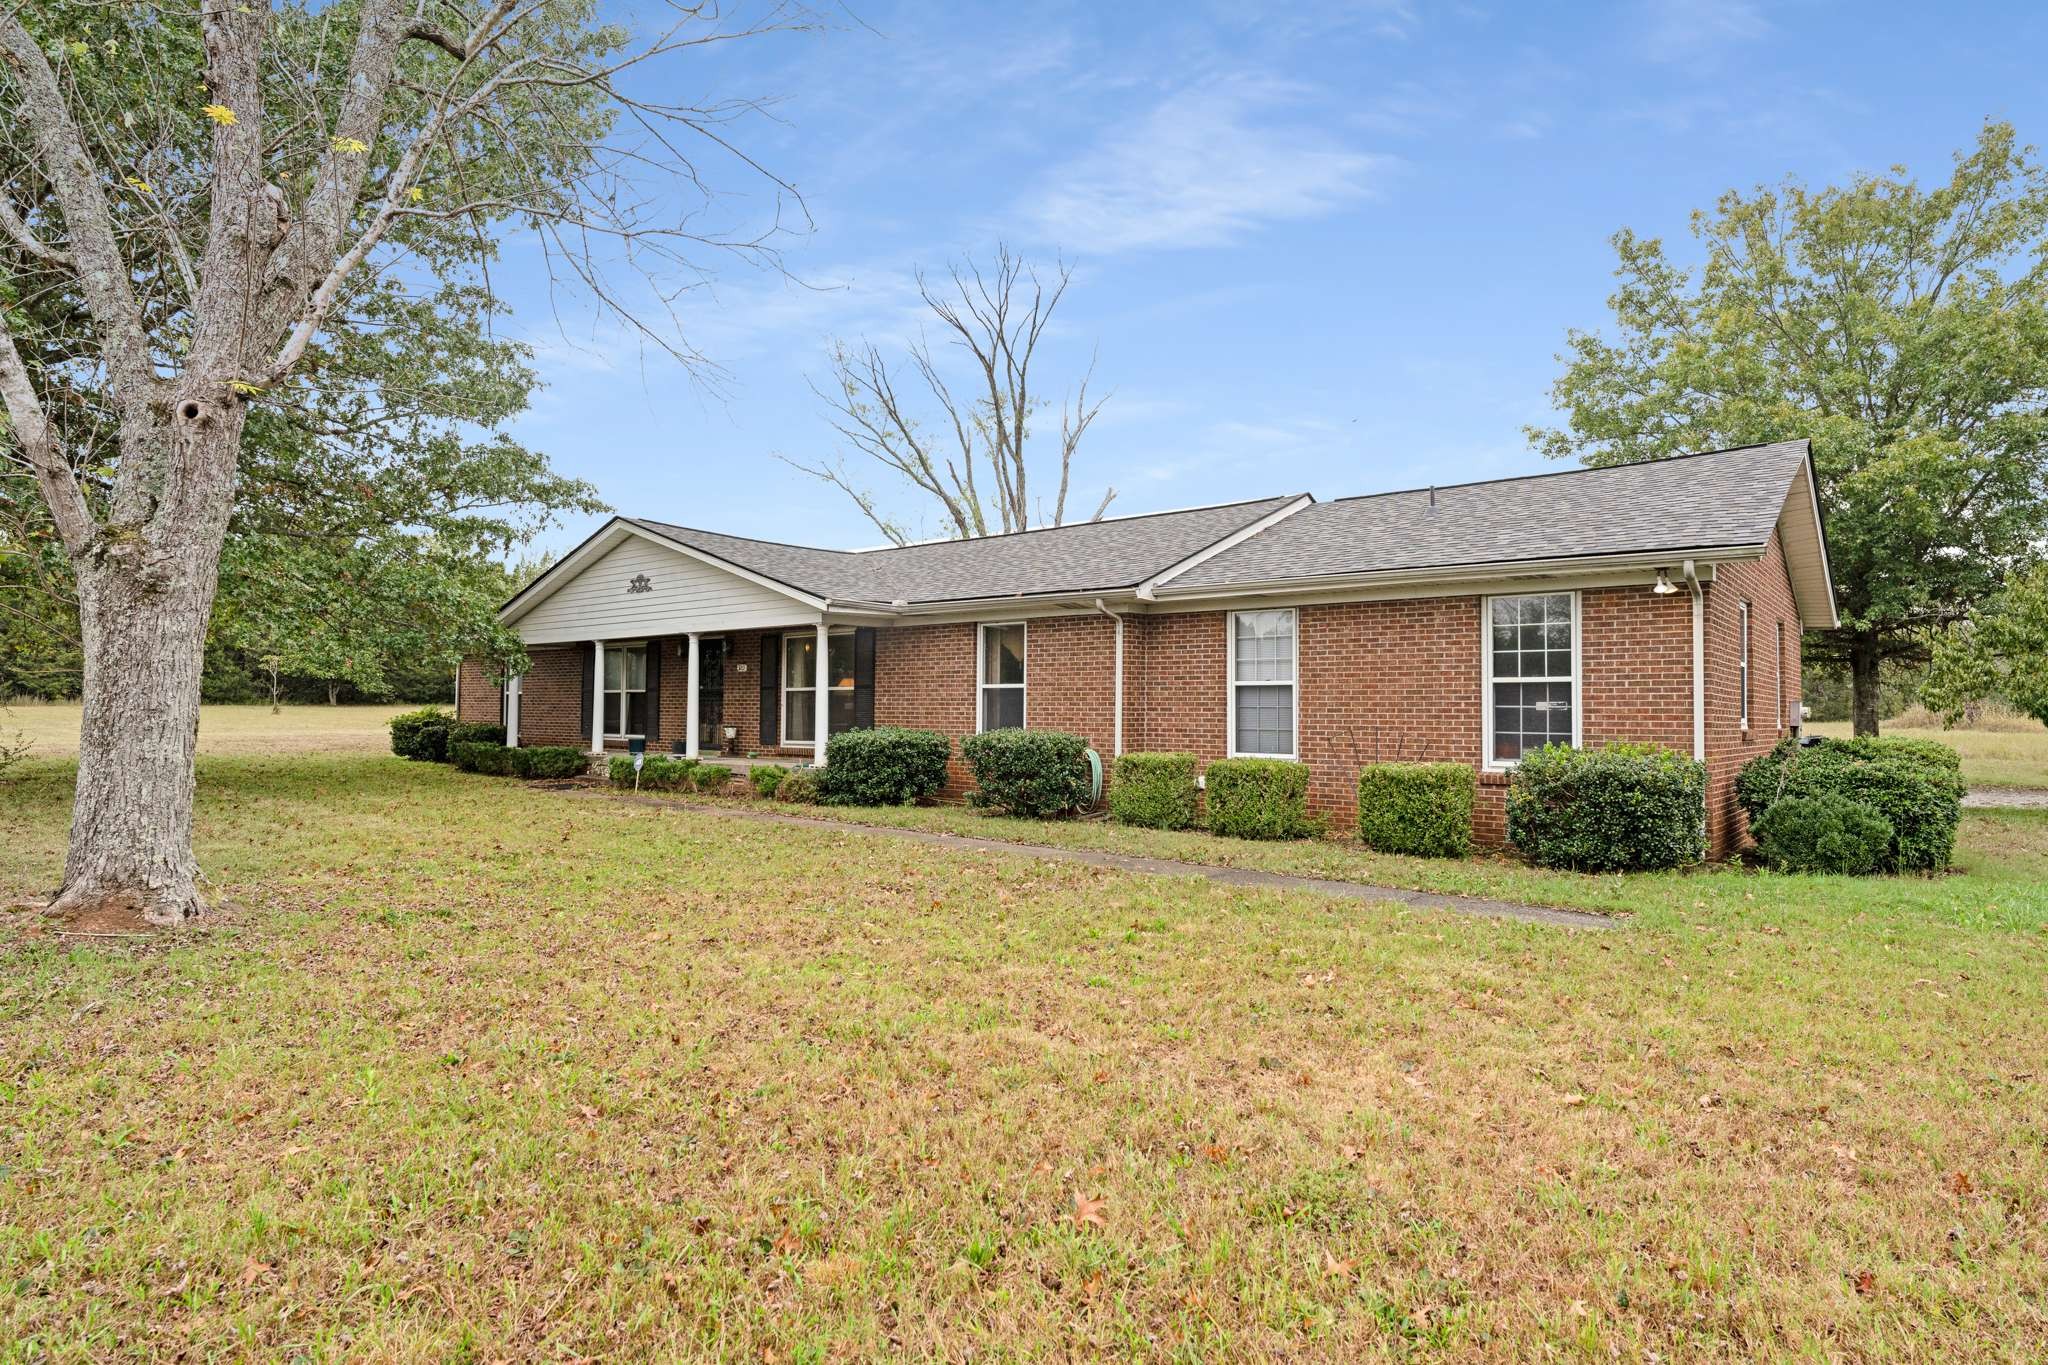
[{"left": 497, "top": 0, "right": 2047, "bottom": 557}]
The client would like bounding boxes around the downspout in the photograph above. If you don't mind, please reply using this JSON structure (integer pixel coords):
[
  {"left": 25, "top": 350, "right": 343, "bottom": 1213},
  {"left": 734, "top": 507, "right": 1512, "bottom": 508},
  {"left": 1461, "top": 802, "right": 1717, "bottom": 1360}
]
[
  {"left": 1684, "top": 559, "right": 1705, "bottom": 762},
  {"left": 1093, "top": 598, "right": 1124, "bottom": 756}
]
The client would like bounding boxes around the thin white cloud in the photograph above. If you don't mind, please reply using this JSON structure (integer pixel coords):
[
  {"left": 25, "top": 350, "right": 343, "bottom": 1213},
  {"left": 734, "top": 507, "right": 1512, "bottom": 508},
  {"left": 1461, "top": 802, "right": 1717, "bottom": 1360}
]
[
  {"left": 1638, "top": 0, "right": 1770, "bottom": 63},
  {"left": 1021, "top": 77, "right": 1394, "bottom": 253}
]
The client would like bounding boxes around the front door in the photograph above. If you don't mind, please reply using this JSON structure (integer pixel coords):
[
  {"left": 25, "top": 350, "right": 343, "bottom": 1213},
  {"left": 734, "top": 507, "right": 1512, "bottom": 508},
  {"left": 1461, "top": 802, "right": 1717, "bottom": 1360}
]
[{"left": 698, "top": 637, "right": 726, "bottom": 751}]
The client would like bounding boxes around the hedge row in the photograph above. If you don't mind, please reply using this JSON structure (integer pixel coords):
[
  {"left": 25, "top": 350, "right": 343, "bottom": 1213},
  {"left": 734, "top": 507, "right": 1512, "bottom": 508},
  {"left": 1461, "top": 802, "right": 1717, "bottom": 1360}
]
[
  {"left": 606, "top": 755, "right": 740, "bottom": 792},
  {"left": 450, "top": 742, "right": 588, "bottom": 779}
]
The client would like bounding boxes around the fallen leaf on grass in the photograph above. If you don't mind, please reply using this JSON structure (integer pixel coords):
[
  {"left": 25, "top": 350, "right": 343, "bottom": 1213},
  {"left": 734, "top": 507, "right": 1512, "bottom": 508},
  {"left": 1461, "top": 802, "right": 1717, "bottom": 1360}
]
[
  {"left": 1947, "top": 1171, "right": 1975, "bottom": 1195},
  {"left": 238, "top": 1258, "right": 272, "bottom": 1288},
  {"left": 1562, "top": 1093, "right": 1587, "bottom": 1107},
  {"left": 1069, "top": 1192, "right": 1107, "bottom": 1228},
  {"left": 1853, "top": 1269, "right": 1877, "bottom": 1296},
  {"left": 1200, "top": 1144, "right": 1230, "bottom": 1165},
  {"left": 1322, "top": 1249, "right": 1355, "bottom": 1280}
]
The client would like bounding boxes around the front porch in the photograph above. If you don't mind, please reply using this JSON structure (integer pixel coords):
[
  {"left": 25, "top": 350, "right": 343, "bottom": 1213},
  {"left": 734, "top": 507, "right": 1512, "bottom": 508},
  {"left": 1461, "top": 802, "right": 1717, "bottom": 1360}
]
[{"left": 498, "top": 621, "right": 880, "bottom": 767}]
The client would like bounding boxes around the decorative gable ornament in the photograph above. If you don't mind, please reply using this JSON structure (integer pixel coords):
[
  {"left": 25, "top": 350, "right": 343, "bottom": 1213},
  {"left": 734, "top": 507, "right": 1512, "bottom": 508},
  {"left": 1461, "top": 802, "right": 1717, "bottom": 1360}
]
[{"left": 626, "top": 573, "right": 652, "bottom": 595}]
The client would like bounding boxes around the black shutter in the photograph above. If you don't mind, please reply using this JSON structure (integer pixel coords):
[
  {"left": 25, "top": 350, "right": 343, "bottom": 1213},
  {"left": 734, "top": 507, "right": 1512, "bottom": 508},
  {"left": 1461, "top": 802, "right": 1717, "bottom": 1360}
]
[
  {"left": 758, "top": 634, "right": 780, "bottom": 746},
  {"left": 643, "top": 642, "right": 662, "bottom": 743},
  {"left": 579, "top": 647, "right": 595, "bottom": 742},
  {"left": 852, "top": 627, "right": 876, "bottom": 729}
]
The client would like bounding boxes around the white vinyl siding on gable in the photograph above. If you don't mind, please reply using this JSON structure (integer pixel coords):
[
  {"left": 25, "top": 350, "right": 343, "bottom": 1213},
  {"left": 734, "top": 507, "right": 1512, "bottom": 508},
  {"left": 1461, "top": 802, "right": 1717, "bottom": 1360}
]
[
  {"left": 1228, "top": 609, "right": 1296, "bottom": 759},
  {"left": 513, "top": 534, "right": 803, "bottom": 645},
  {"left": 1483, "top": 592, "right": 1579, "bottom": 767}
]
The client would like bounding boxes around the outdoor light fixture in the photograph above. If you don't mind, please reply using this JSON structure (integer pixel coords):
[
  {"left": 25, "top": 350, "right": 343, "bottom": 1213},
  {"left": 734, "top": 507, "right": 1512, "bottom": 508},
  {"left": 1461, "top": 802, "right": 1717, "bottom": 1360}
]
[{"left": 1652, "top": 569, "right": 1678, "bottom": 595}]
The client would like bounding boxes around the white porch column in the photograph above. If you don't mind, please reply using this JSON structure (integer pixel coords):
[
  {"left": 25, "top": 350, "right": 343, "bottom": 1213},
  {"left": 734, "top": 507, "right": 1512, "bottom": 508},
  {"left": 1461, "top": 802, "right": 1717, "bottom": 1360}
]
[
  {"left": 505, "top": 674, "right": 522, "bottom": 748},
  {"left": 590, "top": 639, "right": 605, "bottom": 755},
  {"left": 813, "top": 619, "right": 830, "bottom": 766},
  {"left": 684, "top": 633, "right": 701, "bottom": 759}
]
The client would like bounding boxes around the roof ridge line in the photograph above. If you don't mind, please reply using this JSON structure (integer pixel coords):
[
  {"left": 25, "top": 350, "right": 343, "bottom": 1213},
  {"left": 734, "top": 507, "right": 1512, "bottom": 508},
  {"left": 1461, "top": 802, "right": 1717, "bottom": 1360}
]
[{"left": 1318, "top": 440, "right": 1807, "bottom": 507}]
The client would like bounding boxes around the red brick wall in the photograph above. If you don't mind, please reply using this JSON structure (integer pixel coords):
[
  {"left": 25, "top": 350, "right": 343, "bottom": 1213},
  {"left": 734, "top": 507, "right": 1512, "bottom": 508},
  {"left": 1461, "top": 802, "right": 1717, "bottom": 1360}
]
[
  {"left": 1704, "top": 531, "right": 1802, "bottom": 851},
  {"left": 455, "top": 658, "right": 499, "bottom": 725}
]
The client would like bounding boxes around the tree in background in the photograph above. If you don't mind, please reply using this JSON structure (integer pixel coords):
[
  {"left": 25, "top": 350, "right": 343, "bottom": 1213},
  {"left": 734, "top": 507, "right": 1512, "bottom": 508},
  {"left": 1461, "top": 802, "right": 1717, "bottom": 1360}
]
[
  {"left": 0, "top": 1, "right": 808, "bottom": 924},
  {"left": 1530, "top": 122, "right": 2048, "bottom": 735},
  {"left": 1923, "top": 563, "right": 2048, "bottom": 727},
  {"left": 785, "top": 246, "right": 1112, "bottom": 544}
]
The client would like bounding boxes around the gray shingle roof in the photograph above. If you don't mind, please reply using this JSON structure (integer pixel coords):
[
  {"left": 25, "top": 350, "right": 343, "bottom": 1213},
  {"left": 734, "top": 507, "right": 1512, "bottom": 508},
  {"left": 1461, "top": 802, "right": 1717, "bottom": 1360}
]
[
  {"left": 630, "top": 495, "right": 1300, "bottom": 605},
  {"left": 1162, "top": 442, "right": 1811, "bottom": 591}
]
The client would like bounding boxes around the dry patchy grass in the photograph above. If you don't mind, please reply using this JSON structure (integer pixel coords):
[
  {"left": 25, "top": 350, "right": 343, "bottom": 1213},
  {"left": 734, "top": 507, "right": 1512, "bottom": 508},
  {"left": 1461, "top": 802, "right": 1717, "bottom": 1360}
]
[
  {"left": 1, "top": 756, "right": 2044, "bottom": 1361},
  {"left": 0, "top": 702, "right": 411, "bottom": 760},
  {"left": 1811, "top": 711, "right": 2048, "bottom": 791}
]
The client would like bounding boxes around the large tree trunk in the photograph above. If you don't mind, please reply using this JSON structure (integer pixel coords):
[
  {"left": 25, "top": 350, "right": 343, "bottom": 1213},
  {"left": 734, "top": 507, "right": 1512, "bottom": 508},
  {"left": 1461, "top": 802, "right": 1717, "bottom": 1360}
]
[
  {"left": 1849, "top": 633, "right": 1882, "bottom": 737},
  {"left": 45, "top": 404, "right": 244, "bottom": 927}
]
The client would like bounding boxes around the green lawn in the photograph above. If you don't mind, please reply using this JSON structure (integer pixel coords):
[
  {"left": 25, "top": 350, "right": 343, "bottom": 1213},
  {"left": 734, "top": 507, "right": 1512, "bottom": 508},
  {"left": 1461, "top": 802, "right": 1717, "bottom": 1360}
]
[{"left": 3, "top": 756, "right": 2045, "bottom": 1361}]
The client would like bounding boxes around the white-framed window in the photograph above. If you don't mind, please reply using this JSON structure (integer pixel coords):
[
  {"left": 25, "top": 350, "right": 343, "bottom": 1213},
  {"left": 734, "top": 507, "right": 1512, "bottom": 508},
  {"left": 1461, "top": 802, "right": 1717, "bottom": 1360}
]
[
  {"left": 1739, "top": 600, "right": 1752, "bottom": 731},
  {"left": 1483, "top": 592, "right": 1578, "bottom": 767},
  {"left": 1228, "top": 608, "right": 1297, "bottom": 759},
  {"left": 783, "top": 629, "right": 854, "bottom": 744},
  {"left": 1775, "top": 619, "right": 1786, "bottom": 731},
  {"left": 603, "top": 644, "right": 648, "bottom": 738},
  {"left": 977, "top": 623, "right": 1027, "bottom": 731}
]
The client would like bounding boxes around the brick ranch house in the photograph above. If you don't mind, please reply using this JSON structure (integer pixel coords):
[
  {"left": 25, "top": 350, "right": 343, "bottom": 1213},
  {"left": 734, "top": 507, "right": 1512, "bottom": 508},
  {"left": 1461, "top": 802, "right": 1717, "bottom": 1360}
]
[{"left": 460, "top": 440, "right": 1836, "bottom": 855}]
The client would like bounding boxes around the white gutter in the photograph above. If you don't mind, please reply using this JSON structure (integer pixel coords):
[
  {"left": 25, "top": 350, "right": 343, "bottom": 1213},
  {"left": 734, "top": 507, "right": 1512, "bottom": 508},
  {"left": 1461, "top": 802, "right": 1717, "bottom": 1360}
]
[
  {"left": 1094, "top": 598, "right": 1124, "bottom": 756},
  {"left": 1684, "top": 559, "right": 1705, "bottom": 762}
]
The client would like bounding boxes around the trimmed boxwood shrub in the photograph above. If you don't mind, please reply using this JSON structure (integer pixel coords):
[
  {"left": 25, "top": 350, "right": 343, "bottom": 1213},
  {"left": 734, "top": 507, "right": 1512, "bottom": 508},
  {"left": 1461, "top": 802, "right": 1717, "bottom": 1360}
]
[
  {"left": 1204, "top": 758, "right": 1317, "bottom": 840},
  {"left": 961, "top": 729, "right": 1093, "bottom": 818},
  {"left": 1109, "top": 752, "right": 1198, "bottom": 830},
  {"left": 1507, "top": 742, "right": 1706, "bottom": 872},
  {"left": 609, "top": 755, "right": 698, "bottom": 791},
  {"left": 774, "top": 768, "right": 821, "bottom": 804},
  {"left": 451, "top": 740, "right": 506, "bottom": 773},
  {"left": 692, "top": 764, "right": 735, "bottom": 791},
  {"left": 448, "top": 721, "right": 505, "bottom": 750},
  {"left": 1355, "top": 762, "right": 1474, "bottom": 858},
  {"left": 1751, "top": 793, "right": 1894, "bottom": 875},
  {"left": 749, "top": 765, "right": 787, "bottom": 797},
  {"left": 1735, "top": 737, "right": 1964, "bottom": 872},
  {"left": 389, "top": 706, "right": 454, "bottom": 762},
  {"left": 518, "top": 746, "right": 589, "bottom": 780},
  {"left": 819, "top": 726, "right": 952, "bottom": 806}
]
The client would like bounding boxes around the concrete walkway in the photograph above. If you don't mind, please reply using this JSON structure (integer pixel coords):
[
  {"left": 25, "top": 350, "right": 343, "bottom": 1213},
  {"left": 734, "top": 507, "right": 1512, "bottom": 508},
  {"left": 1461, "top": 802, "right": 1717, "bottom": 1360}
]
[
  {"left": 1963, "top": 786, "right": 2048, "bottom": 809},
  {"left": 575, "top": 789, "right": 1617, "bottom": 931}
]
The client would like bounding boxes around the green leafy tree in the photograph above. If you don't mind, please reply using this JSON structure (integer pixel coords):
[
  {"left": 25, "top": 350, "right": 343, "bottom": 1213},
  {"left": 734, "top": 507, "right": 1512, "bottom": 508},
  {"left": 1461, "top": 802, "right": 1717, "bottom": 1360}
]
[
  {"left": 1530, "top": 122, "right": 2048, "bottom": 735},
  {"left": 0, "top": 1, "right": 806, "bottom": 923},
  {"left": 1923, "top": 563, "right": 2048, "bottom": 726}
]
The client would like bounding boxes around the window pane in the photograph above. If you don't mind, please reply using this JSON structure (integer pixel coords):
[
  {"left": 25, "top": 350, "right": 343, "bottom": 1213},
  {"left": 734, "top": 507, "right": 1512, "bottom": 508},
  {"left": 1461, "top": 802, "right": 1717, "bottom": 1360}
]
[
  {"left": 829, "top": 690, "right": 857, "bottom": 734},
  {"left": 626, "top": 690, "right": 649, "bottom": 735},
  {"left": 1234, "top": 682, "right": 1293, "bottom": 755},
  {"left": 785, "top": 635, "right": 816, "bottom": 689},
  {"left": 983, "top": 685, "right": 1024, "bottom": 731},
  {"left": 604, "top": 692, "right": 622, "bottom": 735},
  {"left": 621, "top": 648, "right": 646, "bottom": 691},
  {"left": 603, "top": 651, "right": 622, "bottom": 690},
  {"left": 1234, "top": 610, "right": 1294, "bottom": 683},
  {"left": 828, "top": 633, "right": 855, "bottom": 690},
  {"left": 785, "top": 691, "right": 814, "bottom": 743},
  {"left": 1492, "top": 680, "right": 1573, "bottom": 761},
  {"left": 983, "top": 625, "right": 1025, "bottom": 686},
  {"left": 1490, "top": 594, "right": 1572, "bottom": 689}
]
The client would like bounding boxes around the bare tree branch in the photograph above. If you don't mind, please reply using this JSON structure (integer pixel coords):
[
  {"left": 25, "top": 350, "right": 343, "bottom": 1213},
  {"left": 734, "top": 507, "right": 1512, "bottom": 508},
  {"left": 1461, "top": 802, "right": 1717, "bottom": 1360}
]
[{"left": 799, "top": 247, "right": 1111, "bottom": 541}]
